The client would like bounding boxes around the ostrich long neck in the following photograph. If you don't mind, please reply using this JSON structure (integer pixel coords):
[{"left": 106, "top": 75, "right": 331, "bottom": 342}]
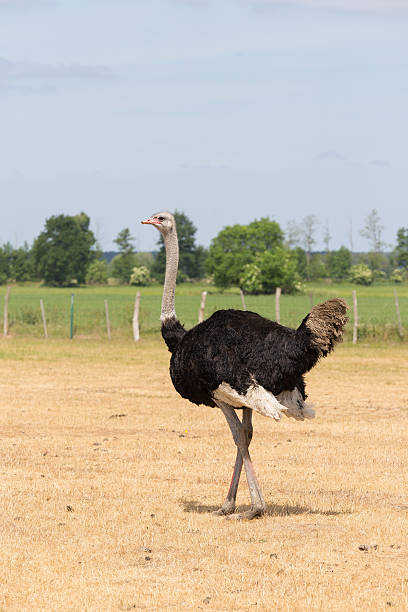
[{"left": 161, "top": 228, "right": 179, "bottom": 322}]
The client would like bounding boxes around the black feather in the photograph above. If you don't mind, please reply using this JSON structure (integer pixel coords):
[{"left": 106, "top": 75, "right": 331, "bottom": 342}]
[
  {"left": 161, "top": 316, "right": 186, "bottom": 353},
  {"left": 163, "top": 308, "right": 334, "bottom": 408}
]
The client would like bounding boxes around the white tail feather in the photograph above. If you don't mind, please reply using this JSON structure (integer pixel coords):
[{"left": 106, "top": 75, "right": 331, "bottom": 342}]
[{"left": 277, "top": 388, "right": 315, "bottom": 421}]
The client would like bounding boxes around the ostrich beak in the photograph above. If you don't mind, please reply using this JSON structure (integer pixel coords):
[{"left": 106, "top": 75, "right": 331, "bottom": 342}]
[{"left": 141, "top": 217, "right": 160, "bottom": 225}]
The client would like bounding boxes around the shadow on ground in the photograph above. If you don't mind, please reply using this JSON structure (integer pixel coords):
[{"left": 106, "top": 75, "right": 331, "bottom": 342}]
[{"left": 182, "top": 499, "right": 348, "bottom": 517}]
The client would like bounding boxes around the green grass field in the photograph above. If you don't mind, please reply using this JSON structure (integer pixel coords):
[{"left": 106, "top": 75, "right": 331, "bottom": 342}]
[{"left": 1, "top": 281, "right": 407, "bottom": 341}]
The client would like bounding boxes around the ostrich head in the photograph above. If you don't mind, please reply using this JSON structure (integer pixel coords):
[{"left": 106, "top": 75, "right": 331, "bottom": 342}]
[{"left": 141, "top": 211, "right": 176, "bottom": 236}]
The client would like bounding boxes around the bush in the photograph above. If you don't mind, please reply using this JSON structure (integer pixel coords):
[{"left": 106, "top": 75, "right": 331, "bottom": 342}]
[
  {"left": 390, "top": 268, "right": 404, "bottom": 283},
  {"left": 206, "top": 218, "right": 284, "bottom": 288},
  {"left": 240, "top": 248, "right": 300, "bottom": 295},
  {"left": 129, "top": 266, "right": 152, "bottom": 286},
  {"left": 240, "top": 263, "right": 262, "bottom": 294},
  {"left": 258, "top": 248, "right": 299, "bottom": 294},
  {"left": 350, "top": 263, "right": 373, "bottom": 285},
  {"left": 86, "top": 260, "right": 108, "bottom": 285}
]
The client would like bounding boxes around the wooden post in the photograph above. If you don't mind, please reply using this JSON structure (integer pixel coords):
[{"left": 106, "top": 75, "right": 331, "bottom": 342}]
[
  {"left": 394, "top": 288, "right": 404, "bottom": 339},
  {"left": 40, "top": 299, "right": 48, "bottom": 339},
  {"left": 133, "top": 291, "right": 141, "bottom": 341},
  {"left": 275, "top": 287, "right": 281, "bottom": 324},
  {"left": 240, "top": 289, "right": 247, "bottom": 311},
  {"left": 3, "top": 286, "right": 11, "bottom": 337},
  {"left": 104, "top": 299, "right": 111, "bottom": 340},
  {"left": 198, "top": 290, "right": 207, "bottom": 323},
  {"left": 352, "top": 289, "right": 358, "bottom": 344},
  {"left": 69, "top": 294, "right": 74, "bottom": 340}
]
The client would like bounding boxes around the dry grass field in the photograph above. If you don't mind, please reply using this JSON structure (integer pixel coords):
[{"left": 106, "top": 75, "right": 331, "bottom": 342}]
[{"left": 0, "top": 336, "right": 407, "bottom": 611}]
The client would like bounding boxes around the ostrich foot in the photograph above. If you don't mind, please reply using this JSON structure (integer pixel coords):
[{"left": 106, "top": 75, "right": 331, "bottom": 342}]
[
  {"left": 225, "top": 506, "right": 264, "bottom": 520},
  {"left": 212, "top": 500, "right": 236, "bottom": 516}
]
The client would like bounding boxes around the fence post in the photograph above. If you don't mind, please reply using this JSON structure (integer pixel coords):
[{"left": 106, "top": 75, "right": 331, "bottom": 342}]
[
  {"left": 352, "top": 289, "right": 358, "bottom": 344},
  {"left": 70, "top": 294, "right": 75, "bottom": 340},
  {"left": 275, "top": 287, "right": 281, "bottom": 324},
  {"left": 240, "top": 289, "right": 247, "bottom": 311},
  {"left": 3, "top": 286, "right": 10, "bottom": 337},
  {"left": 40, "top": 299, "right": 48, "bottom": 339},
  {"left": 104, "top": 299, "right": 111, "bottom": 340},
  {"left": 394, "top": 288, "right": 404, "bottom": 339},
  {"left": 133, "top": 291, "right": 141, "bottom": 341},
  {"left": 198, "top": 290, "right": 207, "bottom": 323}
]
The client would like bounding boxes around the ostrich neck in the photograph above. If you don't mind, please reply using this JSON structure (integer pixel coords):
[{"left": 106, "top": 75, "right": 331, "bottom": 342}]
[{"left": 161, "top": 229, "right": 179, "bottom": 322}]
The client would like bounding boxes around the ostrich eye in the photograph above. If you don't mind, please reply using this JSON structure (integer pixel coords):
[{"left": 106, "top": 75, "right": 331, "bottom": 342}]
[{"left": 158, "top": 216, "right": 165, "bottom": 221}]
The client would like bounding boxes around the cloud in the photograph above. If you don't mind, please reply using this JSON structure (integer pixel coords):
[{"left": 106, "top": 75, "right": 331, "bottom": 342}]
[
  {"left": 0, "top": 0, "right": 58, "bottom": 10},
  {"left": 0, "top": 0, "right": 57, "bottom": 7},
  {"left": 316, "top": 150, "right": 346, "bottom": 161},
  {"left": 249, "top": 0, "right": 408, "bottom": 13},
  {"left": 173, "top": 0, "right": 208, "bottom": 5},
  {"left": 370, "top": 159, "right": 390, "bottom": 167},
  {"left": 0, "top": 57, "right": 115, "bottom": 80}
]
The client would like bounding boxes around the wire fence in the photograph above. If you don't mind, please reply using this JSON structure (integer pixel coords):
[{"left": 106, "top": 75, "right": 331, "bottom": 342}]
[{"left": 1, "top": 285, "right": 407, "bottom": 342}]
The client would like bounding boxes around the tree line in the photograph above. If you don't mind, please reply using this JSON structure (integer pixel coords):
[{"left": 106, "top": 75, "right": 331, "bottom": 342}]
[{"left": 1, "top": 209, "right": 407, "bottom": 293}]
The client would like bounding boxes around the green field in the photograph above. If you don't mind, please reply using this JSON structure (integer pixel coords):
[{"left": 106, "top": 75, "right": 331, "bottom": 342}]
[{"left": 1, "top": 281, "right": 407, "bottom": 341}]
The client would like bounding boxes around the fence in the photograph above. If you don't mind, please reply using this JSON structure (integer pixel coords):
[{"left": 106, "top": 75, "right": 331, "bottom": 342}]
[{"left": 1, "top": 285, "right": 407, "bottom": 342}]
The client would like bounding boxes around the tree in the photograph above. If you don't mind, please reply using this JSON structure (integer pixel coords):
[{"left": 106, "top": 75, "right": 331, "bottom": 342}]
[
  {"left": 0, "top": 242, "right": 34, "bottom": 283},
  {"left": 10, "top": 243, "right": 34, "bottom": 282},
  {"left": 206, "top": 218, "right": 284, "bottom": 288},
  {"left": 240, "top": 247, "right": 300, "bottom": 295},
  {"left": 153, "top": 211, "right": 206, "bottom": 281},
  {"left": 111, "top": 228, "right": 136, "bottom": 283},
  {"left": 360, "top": 209, "right": 385, "bottom": 252},
  {"left": 323, "top": 219, "right": 331, "bottom": 253},
  {"left": 359, "top": 209, "right": 387, "bottom": 276},
  {"left": 395, "top": 227, "right": 408, "bottom": 268},
  {"left": 0, "top": 245, "right": 11, "bottom": 284},
  {"left": 114, "top": 227, "right": 135, "bottom": 254},
  {"left": 327, "top": 246, "right": 352, "bottom": 281},
  {"left": 86, "top": 260, "right": 108, "bottom": 284},
  {"left": 257, "top": 248, "right": 299, "bottom": 294},
  {"left": 292, "top": 247, "right": 308, "bottom": 281},
  {"left": 285, "top": 220, "right": 301, "bottom": 249},
  {"left": 134, "top": 251, "right": 154, "bottom": 271},
  {"left": 32, "top": 213, "right": 96, "bottom": 286},
  {"left": 300, "top": 215, "right": 318, "bottom": 279},
  {"left": 308, "top": 253, "right": 327, "bottom": 280}
]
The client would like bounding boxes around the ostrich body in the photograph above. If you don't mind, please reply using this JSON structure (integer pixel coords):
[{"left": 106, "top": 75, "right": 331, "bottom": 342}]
[{"left": 142, "top": 212, "right": 348, "bottom": 519}]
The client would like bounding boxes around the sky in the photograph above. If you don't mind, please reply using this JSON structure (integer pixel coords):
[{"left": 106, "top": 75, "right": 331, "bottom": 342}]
[{"left": 0, "top": 0, "right": 407, "bottom": 253}]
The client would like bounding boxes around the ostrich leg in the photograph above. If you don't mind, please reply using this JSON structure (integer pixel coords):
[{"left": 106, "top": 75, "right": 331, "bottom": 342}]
[
  {"left": 213, "top": 408, "right": 253, "bottom": 516},
  {"left": 218, "top": 403, "right": 265, "bottom": 520}
]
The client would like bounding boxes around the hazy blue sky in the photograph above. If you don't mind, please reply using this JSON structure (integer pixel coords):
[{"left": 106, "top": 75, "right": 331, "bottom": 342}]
[{"left": 0, "top": 0, "right": 407, "bottom": 253}]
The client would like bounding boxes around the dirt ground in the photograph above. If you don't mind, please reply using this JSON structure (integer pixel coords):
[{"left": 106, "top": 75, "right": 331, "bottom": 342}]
[{"left": 0, "top": 336, "right": 407, "bottom": 611}]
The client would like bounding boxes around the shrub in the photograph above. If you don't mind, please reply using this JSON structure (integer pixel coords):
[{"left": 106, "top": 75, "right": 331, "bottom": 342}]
[
  {"left": 390, "top": 268, "right": 404, "bottom": 283},
  {"left": 258, "top": 248, "right": 300, "bottom": 294},
  {"left": 129, "top": 266, "right": 152, "bottom": 286},
  {"left": 240, "top": 263, "right": 262, "bottom": 294},
  {"left": 350, "top": 263, "right": 373, "bottom": 285},
  {"left": 86, "top": 260, "right": 108, "bottom": 285},
  {"left": 239, "top": 248, "right": 299, "bottom": 295}
]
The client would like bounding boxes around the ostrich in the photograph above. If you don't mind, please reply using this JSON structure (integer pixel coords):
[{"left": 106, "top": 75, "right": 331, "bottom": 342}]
[{"left": 142, "top": 212, "right": 348, "bottom": 520}]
